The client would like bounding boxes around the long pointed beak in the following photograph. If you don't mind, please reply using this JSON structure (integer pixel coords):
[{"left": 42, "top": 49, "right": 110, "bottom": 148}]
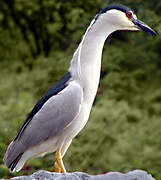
[{"left": 132, "top": 19, "right": 157, "bottom": 36}]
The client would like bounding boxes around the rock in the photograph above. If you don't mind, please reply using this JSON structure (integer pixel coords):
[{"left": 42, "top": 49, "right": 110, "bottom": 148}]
[{"left": 7, "top": 170, "right": 155, "bottom": 180}]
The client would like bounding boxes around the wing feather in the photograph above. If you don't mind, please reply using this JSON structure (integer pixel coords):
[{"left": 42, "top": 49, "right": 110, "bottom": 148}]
[
  {"left": 21, "top": 81, "right": 83, "bottom": 148},
  {"left": 4, "top": 81, "right": 83, "bottom": 169},
  {"left": 14, "top": 71, "right": 71, "bottom": 141}
]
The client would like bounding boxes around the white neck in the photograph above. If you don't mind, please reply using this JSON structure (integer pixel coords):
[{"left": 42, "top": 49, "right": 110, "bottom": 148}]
[{"left": 69, "top": 16, "right": 117, "bottom": 101}]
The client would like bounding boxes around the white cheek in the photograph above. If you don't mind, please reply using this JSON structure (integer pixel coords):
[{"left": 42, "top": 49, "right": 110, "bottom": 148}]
[
  {"left": 117, "top": 14, "right": 136, "bottom": 28},
  {"left": 104, "top": 13, "right": 125, "bottom": 26},
  {"left": 104, "top": 10, "right": 132, "bottom": 27},
  {"left": 100, "top": 9, "right": 137, "bottom": 30},
  {"left": 133, "top": 14, "right": 137, "bottom": 19}
]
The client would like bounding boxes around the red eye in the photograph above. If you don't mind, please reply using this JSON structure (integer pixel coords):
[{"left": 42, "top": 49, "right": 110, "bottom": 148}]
[{"left": 126, "top": 11, "right": 132, "bottom": 18}]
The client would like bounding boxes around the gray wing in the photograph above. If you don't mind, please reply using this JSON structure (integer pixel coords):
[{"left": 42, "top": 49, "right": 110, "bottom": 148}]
[
  {"left": 21, "top": 81, "right": 83, "bottom": 148},
  {"left": 4, "top": 81, "right": 83, "bottom": 169}
]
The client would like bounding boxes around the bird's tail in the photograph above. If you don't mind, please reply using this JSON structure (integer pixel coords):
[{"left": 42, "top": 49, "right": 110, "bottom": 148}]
[{"left": 4, "top": 141, "right": 24, "bottom": 172}]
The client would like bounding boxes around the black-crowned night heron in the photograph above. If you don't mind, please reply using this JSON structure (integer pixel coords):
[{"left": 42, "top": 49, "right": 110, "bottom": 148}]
[{"left": 4, "top": 4, "right": 156, "bottom": 173}]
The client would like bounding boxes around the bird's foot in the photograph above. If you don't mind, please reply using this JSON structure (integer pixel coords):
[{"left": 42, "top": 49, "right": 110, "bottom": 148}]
[
  {"left": 54, "top": 149, "right": 66, "bottom": 173},
  {"left": 54, "top": 161, "right": 62, "bottom": 173},
  {"left": 54, "top": 159, "right": 66, "bottom": 173}
]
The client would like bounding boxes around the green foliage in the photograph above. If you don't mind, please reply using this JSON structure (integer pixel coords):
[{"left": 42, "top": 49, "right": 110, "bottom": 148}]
[
  {"left": 0, "top": 0, "right": 99, "bottom": 57},
  {"left": 0, "top": 0, "right": 161, "bottom": 179}
]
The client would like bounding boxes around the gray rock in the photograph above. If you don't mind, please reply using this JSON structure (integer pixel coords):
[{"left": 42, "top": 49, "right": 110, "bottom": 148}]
[{"left": 7, "top": 170, "right": 155, "bottom": 180}]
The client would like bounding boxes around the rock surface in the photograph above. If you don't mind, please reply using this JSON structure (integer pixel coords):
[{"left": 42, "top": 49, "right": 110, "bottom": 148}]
[{"left": 5, "top": 170, "right": 155, "bottom": 180}]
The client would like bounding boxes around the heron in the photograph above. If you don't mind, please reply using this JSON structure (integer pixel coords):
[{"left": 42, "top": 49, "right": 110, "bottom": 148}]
[{"left": 4, "top": 4, "right": 156, "bottom": 173}]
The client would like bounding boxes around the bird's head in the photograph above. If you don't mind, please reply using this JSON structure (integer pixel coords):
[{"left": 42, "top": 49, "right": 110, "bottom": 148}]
[{"left": 95, "top": 4, "right": 156, "bottom": 36}]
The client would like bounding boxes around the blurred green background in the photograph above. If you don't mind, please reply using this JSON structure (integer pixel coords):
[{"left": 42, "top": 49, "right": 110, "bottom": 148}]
[{"left": 0, "top": 0, "right": 161, "bottom": 179}]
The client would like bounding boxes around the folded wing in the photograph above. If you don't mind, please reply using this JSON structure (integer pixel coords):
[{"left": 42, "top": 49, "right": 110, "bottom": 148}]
[{"left": 4, "top": 81, "right": 83, "bottom": 171}]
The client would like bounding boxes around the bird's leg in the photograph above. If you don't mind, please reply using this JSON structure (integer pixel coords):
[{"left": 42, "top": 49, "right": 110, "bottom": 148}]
[{"left": 54, "top": 148, "right": 66, "bottom": 173}]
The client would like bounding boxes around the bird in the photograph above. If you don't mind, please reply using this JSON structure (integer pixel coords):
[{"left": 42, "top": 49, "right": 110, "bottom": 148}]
[{"left": 4, "top": 4, "right": 156, "bottom": 173}]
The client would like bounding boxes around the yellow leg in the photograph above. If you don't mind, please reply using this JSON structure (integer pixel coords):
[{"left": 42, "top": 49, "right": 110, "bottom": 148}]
[{"left": 54, "top": 148, "right": 66, "bottom": 173}]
